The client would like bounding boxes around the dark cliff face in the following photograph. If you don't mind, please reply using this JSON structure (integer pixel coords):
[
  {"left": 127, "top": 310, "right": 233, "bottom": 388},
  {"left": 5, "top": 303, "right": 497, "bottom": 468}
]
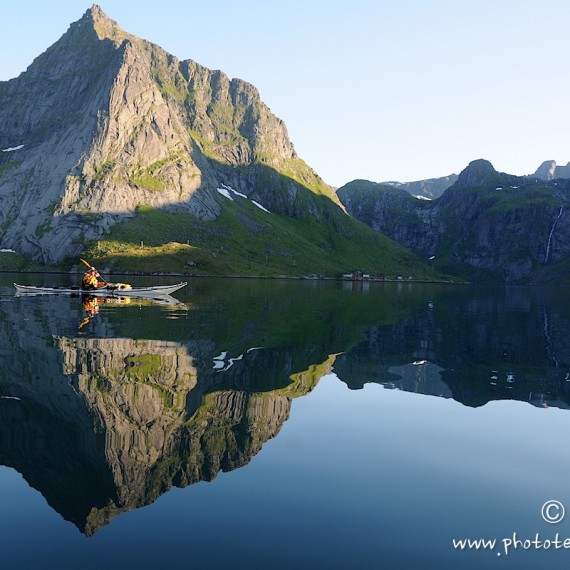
[
  {"left": 337, "top": 180, "right": 438, "bottom": 254},
  {"left": 338, "top": 160, "right": 570, "bottom": 283}
]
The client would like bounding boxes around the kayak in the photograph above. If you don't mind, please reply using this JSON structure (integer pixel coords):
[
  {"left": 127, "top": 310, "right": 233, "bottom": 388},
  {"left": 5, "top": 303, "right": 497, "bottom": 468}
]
[{"left": 14, "top": 282, "right": 187, "bottom": 298}]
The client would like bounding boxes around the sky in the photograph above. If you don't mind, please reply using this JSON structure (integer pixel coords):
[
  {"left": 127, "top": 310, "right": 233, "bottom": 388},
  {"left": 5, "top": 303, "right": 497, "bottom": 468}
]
[{"left": 1, "top": 0, "right": 569, "bottom": 187}]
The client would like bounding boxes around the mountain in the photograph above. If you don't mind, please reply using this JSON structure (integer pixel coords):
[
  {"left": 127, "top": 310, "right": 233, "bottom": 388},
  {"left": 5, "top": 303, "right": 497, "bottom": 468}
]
[
  {"left": 337, "top": 159, "right": 570, "bottom": 283},
  {"left": 0, "top": 5, "right": 433, "bottom": 279},
  {"left": 379, "top": 173, "right": 458, "bottom": 200},
  {"left": 533, "top": 160, "right": 570, "bottom": 181}
]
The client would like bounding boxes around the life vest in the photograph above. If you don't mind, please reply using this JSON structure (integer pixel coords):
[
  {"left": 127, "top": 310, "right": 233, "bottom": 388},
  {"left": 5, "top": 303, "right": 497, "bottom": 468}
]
[{"left": 82, "top": 272, "right": 99, "bottom": 290}]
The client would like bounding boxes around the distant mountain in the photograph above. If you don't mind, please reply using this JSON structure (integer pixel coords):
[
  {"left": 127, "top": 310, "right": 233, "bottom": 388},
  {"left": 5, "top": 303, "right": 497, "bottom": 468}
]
[
  {"left": 0, "top": 5, "right": 433, "bottom": 279},
  {"left": 338, "top": 159, "right": 570, "bottom": 283},
  {"left": 379, "top": 173, "right": 458, "bottom": 200},
  {"left": 533, "top": 160, "right": 570, "bottom": 181}
]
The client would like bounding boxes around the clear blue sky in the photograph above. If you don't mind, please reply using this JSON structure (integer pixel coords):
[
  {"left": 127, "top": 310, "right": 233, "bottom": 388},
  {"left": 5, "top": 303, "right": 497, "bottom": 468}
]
[{"left": 1, "top": 0, "right": 569, "bottom": 187}]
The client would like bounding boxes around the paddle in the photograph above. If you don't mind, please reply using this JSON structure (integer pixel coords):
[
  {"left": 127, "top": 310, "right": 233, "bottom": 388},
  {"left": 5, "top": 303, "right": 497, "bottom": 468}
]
[{"left": 79, "top": 257, "right": 109, "bottom": 286}]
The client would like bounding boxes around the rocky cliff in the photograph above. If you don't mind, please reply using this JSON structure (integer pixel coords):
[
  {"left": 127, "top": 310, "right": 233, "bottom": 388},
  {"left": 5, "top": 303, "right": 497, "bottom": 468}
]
[
  {"left": 533, "top": 160, "right": 570, "bottom": 181},
  {"left": 338, "top": 159, "right": 570, "bottom": 283},
  {"left": 0, "top": 5, "right": 302, "bottom": 260},
  {"left": 0, "top": 5, "right": 428, "bottom": 279}
]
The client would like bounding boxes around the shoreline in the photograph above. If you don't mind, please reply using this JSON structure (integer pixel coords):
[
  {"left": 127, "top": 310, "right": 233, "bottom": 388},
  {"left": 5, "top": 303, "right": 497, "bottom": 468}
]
[{"left": 1, "top": 268, "right": 460, "bottom": 284}]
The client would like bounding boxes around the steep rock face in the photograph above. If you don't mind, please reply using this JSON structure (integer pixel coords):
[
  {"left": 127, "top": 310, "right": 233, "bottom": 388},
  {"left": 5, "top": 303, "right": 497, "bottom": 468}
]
[
  {"left": 533, "top": 160, "right": 570, "bottom": 181},
  {"left": 338, "top": 160, "right": 570, "bottom": 282},
  {"left": 0, "top": 5, "right": 342, "bottom": 263},
  {"left": 534, "top": 160, "right": 558, "bottom": 180},
  {"left": 0, "top": 9, "right": 126, "bottom": 262},
  {"left": 449, "top": 158, "right": 500, "bottom": 189},
  {"left": 337, "top": 180, "right": 439, "bottom": 254}
]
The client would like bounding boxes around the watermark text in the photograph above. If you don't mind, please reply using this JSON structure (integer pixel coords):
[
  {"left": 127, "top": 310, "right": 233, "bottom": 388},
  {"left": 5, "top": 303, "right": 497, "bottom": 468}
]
[
  {"left": 452, "top": 501, "right": 569, "bottom": 557},
  {"left": 453, "top": 532, "right": 570, "bottom": 557}
]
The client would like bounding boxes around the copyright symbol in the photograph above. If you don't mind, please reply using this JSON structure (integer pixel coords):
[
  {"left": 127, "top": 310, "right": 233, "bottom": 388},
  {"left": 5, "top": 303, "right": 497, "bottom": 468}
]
[{"left": 542, "top": 500, "right": 565, "bottom": 524}]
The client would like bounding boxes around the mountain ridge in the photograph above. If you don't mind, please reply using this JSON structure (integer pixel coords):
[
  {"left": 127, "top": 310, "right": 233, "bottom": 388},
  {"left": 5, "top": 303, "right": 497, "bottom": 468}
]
[
  {"left": 533, "top": 159, "right": 570, "bottom": 181},
  {"left": 378, "top": 173, "right": 458, "bottom": 200},
  {"left": 337, "top": 159, "right": 570, "bottom": 283},
  {"left": 345, "top": 156, "right": 570, "bottom": 203},
  {"left": 0, "top": 5, "right": 436, "bottom": 279}
]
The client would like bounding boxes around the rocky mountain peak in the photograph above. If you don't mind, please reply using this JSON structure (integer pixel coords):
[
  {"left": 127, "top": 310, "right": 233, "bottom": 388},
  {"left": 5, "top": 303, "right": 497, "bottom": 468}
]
[
  {"left": 455, "top": 159, "right": 498, "bottom": 188},
  {"left": 78, "top": 4, "right": 134, "bottom": 45},
  {"left": 533, "top": 160, "right": 570, "bottom": 181},
  {"left": 88, "top": 4, "right": 107, "bottom": 20},
  {"left": 19, "top": 4, "right": 129, "bottom": 84},
  {"left": 534, "top": 160, "right": 557, "bottom": 180},
  {"left": 0, "top": 5, "right": 353, "bottom": 266}
]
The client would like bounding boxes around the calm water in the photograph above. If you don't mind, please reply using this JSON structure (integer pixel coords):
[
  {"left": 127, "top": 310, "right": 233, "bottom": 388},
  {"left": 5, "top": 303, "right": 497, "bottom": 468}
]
[{"left": 2, "top": 274, "right": 570, "bottom": 569}]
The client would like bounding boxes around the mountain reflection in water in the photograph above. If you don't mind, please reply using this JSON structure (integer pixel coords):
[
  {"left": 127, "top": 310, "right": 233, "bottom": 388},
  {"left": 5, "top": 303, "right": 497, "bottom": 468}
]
[
  {"left": 1, "top": 280, "right": 570, "bottom": 536},
  {"left": 335, "top": 285, "right": 570, "bottom": 409}
]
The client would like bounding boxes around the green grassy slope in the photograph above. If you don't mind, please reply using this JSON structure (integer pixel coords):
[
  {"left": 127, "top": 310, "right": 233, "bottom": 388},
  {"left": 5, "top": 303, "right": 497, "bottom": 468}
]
[{"left": 82, "top": 197, "right": 442, "bottom": 279}]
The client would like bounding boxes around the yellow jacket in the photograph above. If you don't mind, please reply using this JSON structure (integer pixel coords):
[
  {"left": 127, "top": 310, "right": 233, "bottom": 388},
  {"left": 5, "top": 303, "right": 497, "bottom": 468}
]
[{"left": 82, "top": 272, "right": 99, "bottom": 290}]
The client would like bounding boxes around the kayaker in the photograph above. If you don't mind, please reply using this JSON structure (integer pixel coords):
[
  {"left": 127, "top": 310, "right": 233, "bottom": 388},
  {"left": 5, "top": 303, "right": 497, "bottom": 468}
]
[{"left": 82, "top": 267, "right": 105, "bottom": 290}]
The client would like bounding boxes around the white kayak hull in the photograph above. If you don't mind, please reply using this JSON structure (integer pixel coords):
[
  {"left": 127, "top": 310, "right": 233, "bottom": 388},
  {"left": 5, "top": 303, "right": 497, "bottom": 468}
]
[{"left": 14, "top": 282, "right": 187, "bottom": 297}]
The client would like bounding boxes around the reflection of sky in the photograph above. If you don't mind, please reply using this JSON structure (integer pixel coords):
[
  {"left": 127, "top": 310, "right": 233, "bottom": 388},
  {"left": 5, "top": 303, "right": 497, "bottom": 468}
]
[
  {"left": 2, "top": 373, "right": 570, "bottom": 569},
  {"left": 271, "top": 375, "right": 570, "bottom": 569}
]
